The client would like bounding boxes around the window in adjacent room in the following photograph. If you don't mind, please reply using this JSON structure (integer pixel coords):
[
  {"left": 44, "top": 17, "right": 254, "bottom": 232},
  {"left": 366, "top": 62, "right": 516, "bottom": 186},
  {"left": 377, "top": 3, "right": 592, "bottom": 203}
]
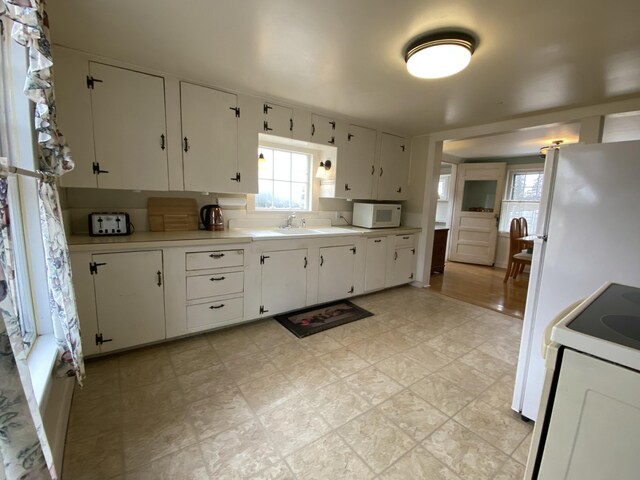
[
  {"left": 499, "top": 166, "right": 544, "bottom": 233},
  {"left": 437, "top": 174, "right": 451, "bottom": 201},
  {"left": 256, "top": 145, "right": 312, "bottom": 210}
]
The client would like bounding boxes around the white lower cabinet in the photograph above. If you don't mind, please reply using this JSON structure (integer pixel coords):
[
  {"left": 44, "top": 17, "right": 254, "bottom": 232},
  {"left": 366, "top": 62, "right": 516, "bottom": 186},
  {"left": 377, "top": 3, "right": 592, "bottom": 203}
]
[
  {"left": 318, "top": 245, "right": 356, "bottom": 303},
  {"left": 391, "top": 247, "right": 416, "bottom": 286},
  {"left": 91, "top": 250, "right": 165, "bottom": 353},
  {"left": 260, "top": 249, "right": 308, "bottom": 316},
  {"left": 364, "top": 237, "right": 387, "bottom": 292}
]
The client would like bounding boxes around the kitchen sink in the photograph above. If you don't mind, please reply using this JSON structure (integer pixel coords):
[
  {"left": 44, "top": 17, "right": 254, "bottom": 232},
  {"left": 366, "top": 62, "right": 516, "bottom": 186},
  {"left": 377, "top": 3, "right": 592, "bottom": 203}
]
[
  {"left": 275, "top": 228, "right": 320, "bottom": 235},
  {"left": 601, "top": 314, "right": 640, "bottom": 342}
]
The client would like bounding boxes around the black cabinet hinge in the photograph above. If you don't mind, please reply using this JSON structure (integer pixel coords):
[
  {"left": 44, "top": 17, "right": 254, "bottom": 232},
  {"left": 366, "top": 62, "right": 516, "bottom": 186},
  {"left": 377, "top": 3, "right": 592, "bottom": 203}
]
[
  {"left": 348, "top": 133, "right": 354, "bottom": 141},
  {"left": 230, "top": 172, "right": 241, "bottom": 182},
  {"left": 259, "top": 305, "right": 269, "bottom": 314},
  {"left": 350, "top": 246, "right": 357, "bottom": 255},
  {"left": 260, "top": 254, "right": 270, "bottom": 265},
  {"left": 329, "top": 121, "right": 336, "bottom": 130},
  {"left": 229, "top": 106, "right": 240, "bottom": 117},
  {"left": 401, "top": 145, "right": 405, "bottom": 152},
  {"left": 92, "top": 162, "right": 109, "bottom": 175},
  {"left": 95, "top": 333, "right": 113, "bottom": 345},
  {"left": 263, "top": 104, "right": 273, "bottom": 115},
  {"left": 263, "top": 120, "right": 273, "bottom": 132},
  {"left": 89, "top": 262, "right": 106, "bottom": 274},
  {"left": 86, "top": 76, "right": 103, "bottom": 89},
  {"left": 348, "top": 286, "right": 354, "bottom": 294}
]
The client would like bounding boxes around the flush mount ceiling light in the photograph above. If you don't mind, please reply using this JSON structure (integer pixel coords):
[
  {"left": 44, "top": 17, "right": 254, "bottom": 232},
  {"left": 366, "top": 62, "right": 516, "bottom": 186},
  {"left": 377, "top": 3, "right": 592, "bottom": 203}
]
[
  {"left": 540, "top": 140, "right": 564, "bottom": 158},
  {"left": 404, "top": 31, "right": 476, "bottom": 79}
]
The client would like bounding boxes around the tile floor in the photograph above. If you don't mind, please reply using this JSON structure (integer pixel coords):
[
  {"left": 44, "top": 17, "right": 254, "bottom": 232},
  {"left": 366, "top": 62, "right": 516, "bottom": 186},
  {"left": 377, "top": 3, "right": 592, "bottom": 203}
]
[{"left": 63, "top": 286, "right": 532, "bottom": 480}]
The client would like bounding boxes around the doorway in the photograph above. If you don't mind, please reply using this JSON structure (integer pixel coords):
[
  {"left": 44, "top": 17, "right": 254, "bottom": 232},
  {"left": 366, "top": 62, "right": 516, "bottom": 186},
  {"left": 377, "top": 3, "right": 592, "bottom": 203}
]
[{"left": 428, "top": 122, "right": 581, "bottom": 318}]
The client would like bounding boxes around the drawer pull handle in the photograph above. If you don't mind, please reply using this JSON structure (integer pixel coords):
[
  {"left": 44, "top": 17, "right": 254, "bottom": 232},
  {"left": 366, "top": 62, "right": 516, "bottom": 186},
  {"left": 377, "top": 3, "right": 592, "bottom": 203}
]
[
  {"left": 374, "top": 239, "right": 382, "bottom": 243},
  {"left": 210, "top": 276, "right": 226, "bottom": 281},
  {"left": 209, "top": 253, "right": 225, "bottom": 259},
  {"left": 209, "top": 304, "right": 225, "bottom": 309},
  {"left": 403, "top": 236, "right": 410, "bottom": 239}
]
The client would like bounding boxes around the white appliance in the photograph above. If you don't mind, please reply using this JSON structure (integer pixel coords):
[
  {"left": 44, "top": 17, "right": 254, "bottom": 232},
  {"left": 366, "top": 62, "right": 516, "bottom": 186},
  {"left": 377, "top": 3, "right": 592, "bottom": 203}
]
[
  {"left": 525, "top": 282, "right": 640, "bottom": 479},
  {"left": 512, "top": 140, "right": 640, "bottom": 421},
  {"left": 352, "top": 202, "right": 401, "bottom": 228}
]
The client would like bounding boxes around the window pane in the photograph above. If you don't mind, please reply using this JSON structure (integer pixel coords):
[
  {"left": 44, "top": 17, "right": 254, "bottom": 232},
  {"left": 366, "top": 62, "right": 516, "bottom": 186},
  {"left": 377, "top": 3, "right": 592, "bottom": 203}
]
[
  {"left": 511, "top": 172, "right": 543, "bottom": 201},
  {"left": 273, "top": 181, "right": 291, "bottom": 209},
  {"left": 258, "top": 147, "right": 274, "bottom": 179},
  {"left": 291, "top": 182, "right": 308, "bottom": 210},
  {"left": 461, "top": 180, "right": 497, "bottom": 212},
  {"left": 438, "top": 174, "right": 450, "bottom": 200},
  {"left": 273, "top": 150, "right": 291, "bottom": 181},
  {"left": 291, "top": 153, "right": 310, "bottom": 182},
  {"left": 256, "top": 180, "right": 273, "bottom": 208},
  {"left": 499, "top": 201, "right": 540, "bottom": 233}
]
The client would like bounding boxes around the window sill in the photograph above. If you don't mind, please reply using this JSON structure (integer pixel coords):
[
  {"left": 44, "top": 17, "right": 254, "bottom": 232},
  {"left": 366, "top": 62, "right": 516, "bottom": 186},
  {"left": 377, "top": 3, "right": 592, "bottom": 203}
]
[{"left": 27, "top": 334, "right": 58, "bottom": 406}]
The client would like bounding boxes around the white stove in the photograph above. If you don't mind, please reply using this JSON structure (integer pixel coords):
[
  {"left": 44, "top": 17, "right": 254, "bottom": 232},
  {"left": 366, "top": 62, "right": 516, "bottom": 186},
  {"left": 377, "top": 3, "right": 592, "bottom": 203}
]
[{"left": 525, "top": 282, "right": 640, "bottom": 479}]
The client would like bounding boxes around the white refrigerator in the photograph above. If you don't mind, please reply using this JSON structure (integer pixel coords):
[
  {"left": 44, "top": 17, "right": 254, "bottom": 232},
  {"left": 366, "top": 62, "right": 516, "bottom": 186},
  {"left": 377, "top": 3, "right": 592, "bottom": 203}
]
[{"left": 512, "top": 140, "right": 640, "bottom": 421}]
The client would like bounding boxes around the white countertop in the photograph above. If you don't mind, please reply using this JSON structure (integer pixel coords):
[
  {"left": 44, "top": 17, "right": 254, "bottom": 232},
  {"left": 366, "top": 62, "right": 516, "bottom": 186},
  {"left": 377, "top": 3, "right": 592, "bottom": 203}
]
[{"left": 67, "top": 226, "right": 422, "bottom": 251}]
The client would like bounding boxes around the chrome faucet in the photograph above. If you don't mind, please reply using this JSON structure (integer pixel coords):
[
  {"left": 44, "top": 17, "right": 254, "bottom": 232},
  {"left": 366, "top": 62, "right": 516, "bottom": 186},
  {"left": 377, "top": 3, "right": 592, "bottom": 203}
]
[{"left": 286, "top": 212, "right": 296, "bottom": 228}]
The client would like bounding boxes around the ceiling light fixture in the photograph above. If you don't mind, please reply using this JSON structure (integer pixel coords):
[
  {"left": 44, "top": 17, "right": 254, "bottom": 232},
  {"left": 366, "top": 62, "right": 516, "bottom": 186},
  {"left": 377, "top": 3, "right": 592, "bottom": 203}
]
[
  {"left": 404, "top": 31, "right": 476, "bottom": 79},
  {"left": 540, "top": 140, "right": 564, "bottom": 158}
]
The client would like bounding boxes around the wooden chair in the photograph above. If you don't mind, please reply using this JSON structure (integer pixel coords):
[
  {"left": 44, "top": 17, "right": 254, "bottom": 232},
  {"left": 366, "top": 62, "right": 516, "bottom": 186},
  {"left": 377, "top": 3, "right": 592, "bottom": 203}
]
[{"left": 504, "top": 217, "right": 532, "bottom": 282}]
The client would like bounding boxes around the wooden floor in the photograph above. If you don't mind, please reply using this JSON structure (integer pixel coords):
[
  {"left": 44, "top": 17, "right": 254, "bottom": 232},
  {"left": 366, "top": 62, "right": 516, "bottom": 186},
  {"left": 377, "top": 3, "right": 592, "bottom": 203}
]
[{"left": 429, "top": 261, "right": 529, "bottom": 319}]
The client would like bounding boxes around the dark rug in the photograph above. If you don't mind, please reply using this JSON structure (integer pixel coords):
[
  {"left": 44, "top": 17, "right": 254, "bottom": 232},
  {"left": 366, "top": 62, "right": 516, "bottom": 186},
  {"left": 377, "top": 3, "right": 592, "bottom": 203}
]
[{"left": 275, "top": 300, "right": 373, "bottom": 338}]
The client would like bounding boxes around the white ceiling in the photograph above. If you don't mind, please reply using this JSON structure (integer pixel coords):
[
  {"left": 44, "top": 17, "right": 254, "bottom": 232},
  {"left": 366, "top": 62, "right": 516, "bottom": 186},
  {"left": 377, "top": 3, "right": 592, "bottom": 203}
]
[
  {"left": 48, "top": 0, "right": 640, "bottom": 136},
  {"left": 443, "top": 122, "right": 581, "bottom": 159}
]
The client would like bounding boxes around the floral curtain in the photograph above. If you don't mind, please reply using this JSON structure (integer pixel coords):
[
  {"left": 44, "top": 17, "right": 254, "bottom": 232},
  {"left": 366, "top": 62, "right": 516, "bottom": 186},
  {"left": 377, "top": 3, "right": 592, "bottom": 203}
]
[{"left": 1, "top": 0, "right": 83, "bottom": 478}]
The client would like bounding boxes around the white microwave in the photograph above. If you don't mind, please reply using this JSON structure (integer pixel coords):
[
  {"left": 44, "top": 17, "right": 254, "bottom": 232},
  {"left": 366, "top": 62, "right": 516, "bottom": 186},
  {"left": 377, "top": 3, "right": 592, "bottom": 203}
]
[{"left": 352, "top": 203, "right": 401, "bottom": 228}]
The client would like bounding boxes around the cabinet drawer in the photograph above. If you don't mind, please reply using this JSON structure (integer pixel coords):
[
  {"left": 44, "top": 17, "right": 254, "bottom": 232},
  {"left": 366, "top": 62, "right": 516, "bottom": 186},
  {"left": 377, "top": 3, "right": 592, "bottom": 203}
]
[
  {"left": 187, "top": 297, "right": 243, "bottom": 330},
  {"left": 395, "top": 234, "right": 416, "bottom": 248},
  {"left": 186, "top": 249, "right": 244, "bottom": 270},
  {"left": 186, "top": 271, "right": 244, "bottom": 300}
]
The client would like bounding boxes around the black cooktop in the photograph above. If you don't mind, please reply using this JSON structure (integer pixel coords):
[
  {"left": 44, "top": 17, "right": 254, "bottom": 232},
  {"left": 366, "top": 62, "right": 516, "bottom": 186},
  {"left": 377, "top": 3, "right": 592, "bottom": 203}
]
[{"left": 567, "top": 283, "right": 640, "bottom": 351}]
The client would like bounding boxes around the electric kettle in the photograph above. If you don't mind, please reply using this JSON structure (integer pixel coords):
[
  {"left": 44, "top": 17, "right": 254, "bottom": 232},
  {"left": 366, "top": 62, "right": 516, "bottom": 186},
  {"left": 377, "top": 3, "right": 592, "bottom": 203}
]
[{"left": 200, "top": 204, "right": 224, "bottom": 231}]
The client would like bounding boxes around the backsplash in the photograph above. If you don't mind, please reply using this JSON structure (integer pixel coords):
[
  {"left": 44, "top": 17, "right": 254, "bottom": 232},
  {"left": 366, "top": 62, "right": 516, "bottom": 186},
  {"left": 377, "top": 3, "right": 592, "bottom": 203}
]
[{"left": 61, "top": 188, "right": 357, "bottom": 234}]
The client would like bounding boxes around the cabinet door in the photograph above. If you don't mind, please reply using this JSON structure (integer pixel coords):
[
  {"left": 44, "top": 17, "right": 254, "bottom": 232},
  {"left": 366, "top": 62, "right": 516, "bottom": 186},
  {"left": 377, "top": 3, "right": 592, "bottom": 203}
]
[
  {"left": 341, "top": 124, "right": 376, "bottom": 199},
  {"left": 377, "top": 133, "right": 409, "bottom": 200},
  {"left": 318, "top": 245, "right": 356, "bottom": 303},
  {"left": 89, "top": 62, "right": 169, "bottom": 190},
  {"left": 391, "top": 247, "right": 416, "bottom": 286},
  {"left": 55, "top": 48, "right": 97, "bottom": 188},
  {"left": 263, "top": 102, "right": 293, "bottom": 138},
  {"left": 181, "top": 82, "right": 239, "bottom": 193},
  {"left": 311, "top": 114, "right": 338, "bottom": 146},
  {"left": 364, "top": 237, "right": 388, "bottom": 292},
  {"left": 237, "top": 94, "right": 262, "bottom": 194},
  {"left": 92, "top": 251, "right": 165, "bottom": 353},
  {"left": 261, "top": 249, "right": 308, "bottom": 315}
]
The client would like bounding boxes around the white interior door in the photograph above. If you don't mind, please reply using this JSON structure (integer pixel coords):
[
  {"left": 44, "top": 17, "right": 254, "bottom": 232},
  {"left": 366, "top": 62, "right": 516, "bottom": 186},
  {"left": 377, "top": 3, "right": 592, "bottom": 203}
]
[
  {"left": 449, "top": 162, "right": 507, "bottom": 265},
  {"left": 318, "top": 245, "right": 356, "bottom": 303},
  {"left": 181, "top": 82, "right": 238, "bottom": 193},
  {"left": 261, "top": 249, "right": 308, "bottom": 315},
  {"left": 89, "top": 62, "right": 168, "bottom": 190},
  {"left": 92, "top": 251, "right": 165, "bottom": 353}
]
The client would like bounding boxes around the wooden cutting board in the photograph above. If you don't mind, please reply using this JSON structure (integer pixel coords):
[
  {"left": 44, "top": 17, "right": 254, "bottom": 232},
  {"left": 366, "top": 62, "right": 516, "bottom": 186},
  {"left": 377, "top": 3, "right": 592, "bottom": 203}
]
[{"left": 148, "top": 197, "right": 199, "bottom": 231}]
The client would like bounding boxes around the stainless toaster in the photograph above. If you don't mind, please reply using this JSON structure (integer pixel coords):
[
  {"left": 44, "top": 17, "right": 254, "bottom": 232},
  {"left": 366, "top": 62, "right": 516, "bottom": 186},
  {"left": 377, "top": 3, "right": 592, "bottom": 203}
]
[{"left": 88, "top": 212, "right": 132, "bottom": 236}]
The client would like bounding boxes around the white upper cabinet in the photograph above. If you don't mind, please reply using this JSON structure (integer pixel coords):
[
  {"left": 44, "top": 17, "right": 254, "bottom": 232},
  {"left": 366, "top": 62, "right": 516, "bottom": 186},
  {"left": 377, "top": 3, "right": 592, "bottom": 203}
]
[
  {"left": 90, "top": 63, "right": 169, "bottom": 191},
  {"left": 236, "top": 94, "right": 261, "bottom": 194},
  {"left": 180, "top": 82, "right": 239, "bottom": 193},
  {"left": 376, "top": 132, "right": 409, "bottom": 201},
  {"left": 262, "top": 102, "right": 293, "bottom": 138},
  {"left": 311, "top": 114, "right": 338, "bottom": 146},
  {"left": 340, "top": 124, "right": 377, "bottom": 199},
  {"left": 292, "top": 108, "right": 312, "bottom": 142},
  {"left": 55, "top": 48, "right": 97, "bottom": 188}
]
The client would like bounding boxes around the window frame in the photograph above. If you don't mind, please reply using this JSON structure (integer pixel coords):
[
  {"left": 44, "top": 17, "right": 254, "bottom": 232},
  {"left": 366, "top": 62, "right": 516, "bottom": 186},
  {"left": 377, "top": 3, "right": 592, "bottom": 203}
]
[
  {"left": 255, "top": 142, "right": 314, "bottom": 212},
  {"left": 499, "top": 164, "right": 545, "bottom": 234},
  {"left": 437, "top": 173, "right": 451, "bottom": 201}
]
